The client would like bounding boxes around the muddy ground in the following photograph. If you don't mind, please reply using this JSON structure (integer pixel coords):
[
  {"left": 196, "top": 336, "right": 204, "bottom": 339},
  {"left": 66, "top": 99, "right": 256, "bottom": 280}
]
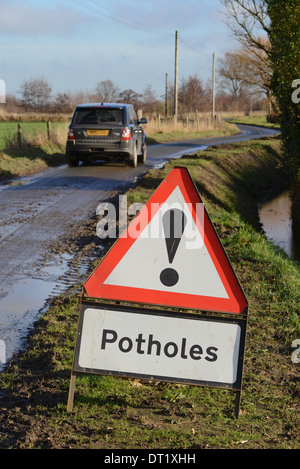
[{"left": 0, "top": 207, "right": 109, "bottom": 447}]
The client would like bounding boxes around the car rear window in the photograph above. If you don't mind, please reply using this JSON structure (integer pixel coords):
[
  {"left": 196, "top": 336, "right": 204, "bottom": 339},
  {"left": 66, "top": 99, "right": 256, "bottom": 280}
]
[{"left": 73, "top": 107, "right": 124, "bottom": 125}]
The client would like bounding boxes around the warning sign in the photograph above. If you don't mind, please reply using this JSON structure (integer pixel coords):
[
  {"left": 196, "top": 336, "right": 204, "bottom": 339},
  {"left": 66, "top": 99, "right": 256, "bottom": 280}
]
[
  {"left": 84, "top": 167, "right": 247, "bottom": 314},
  {"left": 68, "top": 167, "right": 248, "bottom": 415}
]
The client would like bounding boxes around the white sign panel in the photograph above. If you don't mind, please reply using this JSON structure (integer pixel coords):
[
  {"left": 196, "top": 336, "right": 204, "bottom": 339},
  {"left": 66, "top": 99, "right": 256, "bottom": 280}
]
[
  {"left": 0, "top": 79, "right": 5, "bottom": 103},
  {"left": 104, "top": 187, "right": 229, "bottom": 299},
  {"left": 74, "top": 304, "right": 246, "bottom": 389}
]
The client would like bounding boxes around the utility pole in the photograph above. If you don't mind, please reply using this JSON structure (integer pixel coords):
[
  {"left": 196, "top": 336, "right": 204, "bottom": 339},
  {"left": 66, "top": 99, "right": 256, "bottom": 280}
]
[
  {"left": 212, "top": 52, "right": 215, "bottom": 119},
  {"left": 165, "top": 73, "right": 168, "bottom": 117},
  {"left": 174, "top": 30, "right": 178, "bottom": 121}
]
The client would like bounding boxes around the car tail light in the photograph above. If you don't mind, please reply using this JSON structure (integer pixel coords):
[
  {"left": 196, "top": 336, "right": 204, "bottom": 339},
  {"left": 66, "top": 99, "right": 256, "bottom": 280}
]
[
  {"left": 67, "top": 128, "right": 75, "bottom": 140},
  {"left": 121, "top": 128, "right": 131, "bottom": 141}
]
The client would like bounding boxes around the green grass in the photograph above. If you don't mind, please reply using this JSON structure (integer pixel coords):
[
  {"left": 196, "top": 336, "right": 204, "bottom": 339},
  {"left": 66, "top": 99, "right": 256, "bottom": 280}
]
[
  {"left": 146, "top": 121, "right": 240, "bottom": 144},
  {"left": 0, "top": 121, "right": 67, "bottom": 150},
  {"left": 0, "top": 135, "right": 299, "bottom": 449},
  {"left": 0, "top": 121, "right": 67, "bottom": 180},
  {"left": 228, "top": 115, "right": 281, "bottom": 130}
]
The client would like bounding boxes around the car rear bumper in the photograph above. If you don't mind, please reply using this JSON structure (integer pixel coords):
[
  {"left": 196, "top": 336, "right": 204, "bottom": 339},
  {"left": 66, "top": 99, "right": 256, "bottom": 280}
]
[{"left": 66, "top": 140, "right": 132, "bottom": 156}]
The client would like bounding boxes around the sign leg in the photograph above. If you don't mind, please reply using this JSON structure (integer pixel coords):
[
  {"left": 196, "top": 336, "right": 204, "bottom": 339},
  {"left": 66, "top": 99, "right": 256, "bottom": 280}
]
[
  {"left": 67, "top": 370, "right": 77, "bottom": 412},
  {"left": 234, "top": 390, "right": 241, "bottom": 418}
]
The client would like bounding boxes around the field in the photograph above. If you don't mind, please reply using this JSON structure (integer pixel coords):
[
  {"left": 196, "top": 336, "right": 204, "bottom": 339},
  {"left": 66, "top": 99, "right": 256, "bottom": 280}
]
[
  {"left": 0, "top": 120, "right": 68, "bottom": 180},
  {"left": 0, "top": 115, "right": 239, "bottom": 150},
  {"left": 0, "top": 134, "right": 299, "bottom": 449},
  {"left": 0, "top": 120, "right": 68, "bottom": 150}
]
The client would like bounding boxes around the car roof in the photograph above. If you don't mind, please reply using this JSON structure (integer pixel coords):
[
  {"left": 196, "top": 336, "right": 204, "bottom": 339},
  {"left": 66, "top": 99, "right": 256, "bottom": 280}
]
[{"left": 75, "top": 103, "right": 132, "bottom": 109}]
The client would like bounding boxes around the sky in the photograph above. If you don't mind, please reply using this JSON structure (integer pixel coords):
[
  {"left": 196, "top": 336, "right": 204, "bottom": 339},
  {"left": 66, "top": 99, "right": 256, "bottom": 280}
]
[{"left": 0, "top": 0, "right": 239, "bottom": 100}]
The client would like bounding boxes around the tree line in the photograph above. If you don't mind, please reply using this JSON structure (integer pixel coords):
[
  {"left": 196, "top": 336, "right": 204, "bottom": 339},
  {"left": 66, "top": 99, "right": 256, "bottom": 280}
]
[{"left": 3, "top": 75, "right": 268, "bottom": 117}]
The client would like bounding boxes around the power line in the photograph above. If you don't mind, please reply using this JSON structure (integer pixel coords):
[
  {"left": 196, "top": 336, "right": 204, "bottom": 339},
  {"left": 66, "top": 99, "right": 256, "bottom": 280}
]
[
  {"left": 73, "top": 0, "right": 202, "bottom": 59},
  {"left": 73, "top": 0, "right": 174, "bottom": 37}
]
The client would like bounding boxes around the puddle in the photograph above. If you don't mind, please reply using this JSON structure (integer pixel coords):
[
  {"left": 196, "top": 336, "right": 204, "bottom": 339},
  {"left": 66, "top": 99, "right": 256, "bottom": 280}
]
[
  {"left": 0, "top": 276, "right": 58, "bottom": 371},
  {"left": 259, "top": 190, "right": 298, "bottom": 261},
  {"left": 151, "top": 145, "right": 209, "bottom": 170},
  {"left": 0, "top": 251, "right": 97, "bottom": 372}
]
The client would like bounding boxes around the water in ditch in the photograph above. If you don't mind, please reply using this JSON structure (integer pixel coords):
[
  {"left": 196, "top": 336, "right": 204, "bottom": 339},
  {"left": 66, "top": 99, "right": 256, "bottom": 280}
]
[{"left": 259, "top": 189, "right": 299, "bottom": 261}]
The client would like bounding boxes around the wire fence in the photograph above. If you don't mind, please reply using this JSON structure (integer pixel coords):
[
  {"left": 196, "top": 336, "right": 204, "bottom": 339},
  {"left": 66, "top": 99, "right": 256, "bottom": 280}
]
[{"left": 0, "top": 121, "right": 68, "bottom": 150}]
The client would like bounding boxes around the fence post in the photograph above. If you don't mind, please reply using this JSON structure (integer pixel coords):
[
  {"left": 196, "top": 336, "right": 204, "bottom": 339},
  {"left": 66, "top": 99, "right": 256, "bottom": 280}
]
[
  {"left": 47, "top": 119, "right": 51, "bottom": 139},
  {"left": 157, "top": 114, "right": 161, "bottom": 131},
  {"left": 17, "top": 123, "right": 22, "bottom": 148}
]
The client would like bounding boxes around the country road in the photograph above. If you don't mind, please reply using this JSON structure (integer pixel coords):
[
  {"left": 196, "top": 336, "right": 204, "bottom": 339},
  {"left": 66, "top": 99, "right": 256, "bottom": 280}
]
[{"left": 0, "top": 123, "right": 279, "bottom": 369}]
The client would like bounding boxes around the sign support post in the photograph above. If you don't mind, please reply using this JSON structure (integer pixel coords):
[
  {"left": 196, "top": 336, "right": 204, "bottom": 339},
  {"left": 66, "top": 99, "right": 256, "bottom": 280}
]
[
  {"left": 234, "top": 390, "right": 242, "bottom": 419},
  {"left": 67, "top": 370, "right": 77, "bottom": 413}
]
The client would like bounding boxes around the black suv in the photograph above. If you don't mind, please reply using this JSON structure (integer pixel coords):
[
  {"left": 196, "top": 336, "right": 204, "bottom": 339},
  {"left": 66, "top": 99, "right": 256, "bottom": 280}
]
[{"left": 66, "top": 103, "right": 147, "bottom": 167}]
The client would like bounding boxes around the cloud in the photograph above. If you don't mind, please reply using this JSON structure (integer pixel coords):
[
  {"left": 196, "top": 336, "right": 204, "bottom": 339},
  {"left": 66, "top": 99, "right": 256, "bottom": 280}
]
[
  {"left": 0, "top": 0, "right": 235, "bottom": 97},
  {"left": 0, "top": 0, "right": 94, "bottom": 37},
  {"left": 128, "top": 0, "right": 209, "bottom": 31},
  {"left": 0, "top": 40, "right": 175, "bottom": 95},
  {"left": 73, "top": 0, "right": 221, "bottom": 36}
]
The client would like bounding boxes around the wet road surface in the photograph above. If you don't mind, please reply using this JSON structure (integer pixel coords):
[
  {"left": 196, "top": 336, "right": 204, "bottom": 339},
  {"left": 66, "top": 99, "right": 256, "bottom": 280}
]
[{"left": 0, "top": 124, "right": 279, "bottom": 369}]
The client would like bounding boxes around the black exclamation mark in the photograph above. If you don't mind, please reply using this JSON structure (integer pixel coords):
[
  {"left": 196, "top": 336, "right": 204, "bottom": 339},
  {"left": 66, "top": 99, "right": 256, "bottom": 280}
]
[{"left": 160, "top": 209, "right": 186, "bottom": 287}]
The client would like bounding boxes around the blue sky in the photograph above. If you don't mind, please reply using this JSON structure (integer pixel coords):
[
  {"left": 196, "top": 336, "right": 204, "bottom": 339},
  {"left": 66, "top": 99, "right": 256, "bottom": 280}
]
[{"left": 0, "top": 0, "right": 239, "bottom": 99}]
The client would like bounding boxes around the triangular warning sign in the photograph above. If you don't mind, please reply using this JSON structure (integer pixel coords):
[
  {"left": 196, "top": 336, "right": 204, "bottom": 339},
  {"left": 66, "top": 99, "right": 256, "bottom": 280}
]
[{"left": 84, "top": 167, "right": 247, "bottom": 314}]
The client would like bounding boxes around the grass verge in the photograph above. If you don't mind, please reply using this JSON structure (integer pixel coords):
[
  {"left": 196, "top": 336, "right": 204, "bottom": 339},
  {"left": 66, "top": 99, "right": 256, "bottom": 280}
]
[
  {"left": 146, "top": 120, "right": 240, "bottom": 144},
  {"left": 228, "top": 115, "right": 280, "bottom": 130},
  {"left": 0, "top": 135, "right": 299, "bottom": 449},
  {"left": 0, "top": 144, "right": 66, "bottom": 181}
]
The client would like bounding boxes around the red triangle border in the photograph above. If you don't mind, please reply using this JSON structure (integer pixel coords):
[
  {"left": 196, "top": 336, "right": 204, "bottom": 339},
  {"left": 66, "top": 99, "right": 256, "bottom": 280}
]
[{"left": 84, "top": 167, "right": 248, "bottom": 315}]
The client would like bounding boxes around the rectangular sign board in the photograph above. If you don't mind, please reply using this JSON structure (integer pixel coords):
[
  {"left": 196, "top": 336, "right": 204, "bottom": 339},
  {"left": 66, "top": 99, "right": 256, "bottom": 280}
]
[{"left": 73, "top": 302, "right": 246, "bottom": 390}]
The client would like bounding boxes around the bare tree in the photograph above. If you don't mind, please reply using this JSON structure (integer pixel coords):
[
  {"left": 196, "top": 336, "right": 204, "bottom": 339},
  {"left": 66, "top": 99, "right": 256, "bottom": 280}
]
[
  {"left": 142, "top": 84, "right": 159, "bottom": 113},
  {"left": 220, "top": 0, "right": 270, "bottom": 54},
  {"left": 178, "top": 75, "right": 209, "bottom": 113},
  {"left": 118, "top": 89, "right": 142, "bottom": 107},
  {"left": 19, "top": 78, "right": 52, "bottom": 111},
  {"left": 241, "top": 39, "right": 274, "bottom": 111},
  {"left": 95, "top": 79, "right": 120, "bottom": 102},
  {"left": 52, "top": 92, "right": 73, "bottom": 113},
  {"left": 69, "top": 90, "right": 93, "bottom": 108},
  {"left": 218, "top": 51, "right": 250, "bottom": 98},
  {"left": 2, "top": 94, "right": 22, "bottom": 112},
  {"left": 220, "top": 1, "right": 276, "bottom": 111},
  {"left": 218, "top": 39, "right": 273, "bottom": 103}
]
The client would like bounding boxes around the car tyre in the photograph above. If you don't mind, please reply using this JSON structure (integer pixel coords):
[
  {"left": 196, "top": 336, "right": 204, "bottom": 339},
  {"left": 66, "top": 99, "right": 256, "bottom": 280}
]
[
  {"left": 139, "top": 141, "right": 147, "bottom": 164},
  {"left": 130, "top": 143, "right": 138, "bottom": 168},
  {"left": 66, "top": 151, "right": 79, "bottom": 167}
]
